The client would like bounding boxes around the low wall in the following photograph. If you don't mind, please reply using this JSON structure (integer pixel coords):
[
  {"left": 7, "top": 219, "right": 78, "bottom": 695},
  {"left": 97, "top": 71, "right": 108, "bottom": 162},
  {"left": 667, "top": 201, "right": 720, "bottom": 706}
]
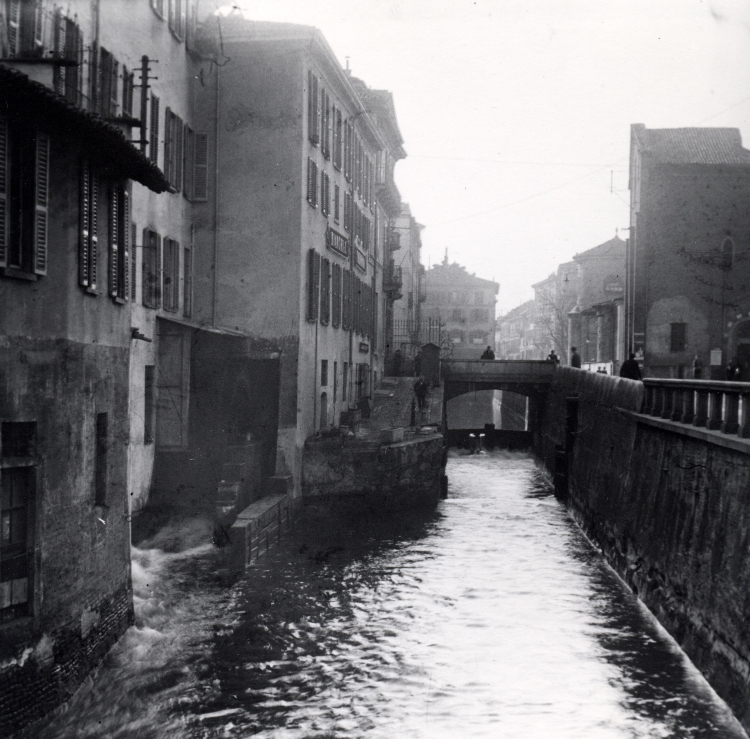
[
  {"left": 538, "top": 367, "right": 750, "bottom": 730},
  {"left": 303, "top": 435, "right": 446, "bottom": 510}
]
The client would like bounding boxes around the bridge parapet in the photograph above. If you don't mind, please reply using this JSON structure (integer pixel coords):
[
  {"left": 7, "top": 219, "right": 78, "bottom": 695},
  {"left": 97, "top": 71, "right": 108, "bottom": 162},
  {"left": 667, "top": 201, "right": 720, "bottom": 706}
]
[
  {"left": 441, "top": 359, "right": 555, "bottom": 384},
  {"left": 642, "top": 378, "right": 750, "bottom": 438}
]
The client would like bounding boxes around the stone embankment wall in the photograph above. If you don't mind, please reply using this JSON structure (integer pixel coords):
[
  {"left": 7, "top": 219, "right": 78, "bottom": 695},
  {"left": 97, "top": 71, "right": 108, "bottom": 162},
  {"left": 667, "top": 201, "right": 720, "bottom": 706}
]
[
  {"left": 537, "top": 367, "right": 750, "bottom": 730},
  {"left": 303, "top": 435, "right": 446, "bottom": 510}
]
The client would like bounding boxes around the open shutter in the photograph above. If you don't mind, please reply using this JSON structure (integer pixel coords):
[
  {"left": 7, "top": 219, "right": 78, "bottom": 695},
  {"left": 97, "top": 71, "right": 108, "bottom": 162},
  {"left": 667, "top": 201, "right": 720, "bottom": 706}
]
[
  {"left": 109, "top": 186, "right": 119, "bottom": 296},
  {"left": 53, "top": 11, "right": 67, "bottom": 94},
  {"left": 156, "top": 233, "right": 162, "bottom": 307},
  {"left": 149, "top": 95, "right": 160, "bottom": 165},
  {"left": 110, "top": 60, "right": 119, "bottom": 117},
  {"left": 90, "top": 170, "right": 99, "bottom": 288},
  {"left": 80, "top": 160, "right": 90, "bottom": 286},
  {"left": 0, "top": 116, "right": 7, "bottom": 269},
  {"left": 122, "top": 190, "right": 130, "bottom": 300},
  {"left": 8, "top": 0, "right": 20, "bottom": 56},
  {"left": 175, "top": 117, "right": 183, "bottom": 193},
  {"left": 33, "top": 133, "right": 50, "bottom": 276},
  {"left": 164, "top": 107, "right": 173, "bottom": 185},
  {"left": 193, "top": 132, "right": 208, "bottom": 200}
]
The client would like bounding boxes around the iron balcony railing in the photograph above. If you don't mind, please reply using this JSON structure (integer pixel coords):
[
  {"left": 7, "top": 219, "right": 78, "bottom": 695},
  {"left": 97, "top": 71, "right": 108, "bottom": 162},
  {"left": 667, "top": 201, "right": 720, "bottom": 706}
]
[
  {"left": 384, "top": 263, "right": 403, "bottom": 297},
  {"left": 642, "top": 378, "right": 750, "bottom": 438}
]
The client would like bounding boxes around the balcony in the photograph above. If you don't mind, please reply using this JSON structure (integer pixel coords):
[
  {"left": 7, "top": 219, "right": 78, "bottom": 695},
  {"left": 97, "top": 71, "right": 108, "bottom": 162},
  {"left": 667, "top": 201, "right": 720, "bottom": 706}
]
[
  {"left": 386, "top": 228, "right": 401, "bottom": 252},
  {"left": 384, "top": 263, "right": 403, "bottom": 299}
]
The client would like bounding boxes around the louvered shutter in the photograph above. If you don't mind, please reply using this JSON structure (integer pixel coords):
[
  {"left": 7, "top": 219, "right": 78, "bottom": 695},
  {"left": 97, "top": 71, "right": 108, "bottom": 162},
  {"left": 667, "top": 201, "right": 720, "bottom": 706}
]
[
  {"left": 193, "top": 132, "right": 208, "bottom": 200},
  {"left": 122, "top": 190, "right": 130, "bottom": 300},
  {"left": 130, "top": 222, "right": 137, "bottom": 301},
  {"left": 150, "top": 95, "right": 160, "bottom": 165},
  {"left": 80, "top": 160, "right": 90, "bottom": 286},
  {"left": 109, "top": 186, "right": 119, "bottom": 296},
  {"left": 0, "top": 116, "right": 7, "bottom": 269},
  {"left": 175, "top": 118, "right": 183, "bottom": 193},
  {"left": 33, "top": 133, "right": 50, "bottom": 276},
  {"left": 53, "top": 11, "right": 67, "bottom": 94},
  {"left": 307, "top": 248, "right": 321, "bottom": 321},
  {"left": 110, "top": 60, "right": 119, "bottom": 117},
  {"left": 155, "top": 233, "right": 162, "bottom": 307},
  {"left": 164, "top": 107, "right": 173, "bottom": 184},
  {"left": 8, "top": 0, "right": 20, "bottom": 56},
  {"left": 90, "top": 170, "right": 99, "bottom": 288}
]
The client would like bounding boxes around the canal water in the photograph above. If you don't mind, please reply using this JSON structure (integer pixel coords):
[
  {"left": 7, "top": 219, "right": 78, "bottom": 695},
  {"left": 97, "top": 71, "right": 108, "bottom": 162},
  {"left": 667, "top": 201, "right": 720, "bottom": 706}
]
[{"left": 19, "top": 451, "right": 748, "bottom": 738}]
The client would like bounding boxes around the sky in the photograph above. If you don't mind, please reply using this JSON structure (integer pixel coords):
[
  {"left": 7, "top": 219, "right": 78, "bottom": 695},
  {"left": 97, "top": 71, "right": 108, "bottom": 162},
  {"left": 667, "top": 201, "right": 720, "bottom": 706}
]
[{"left": 228, "top": 0, "right": 750, "bottom": 314}]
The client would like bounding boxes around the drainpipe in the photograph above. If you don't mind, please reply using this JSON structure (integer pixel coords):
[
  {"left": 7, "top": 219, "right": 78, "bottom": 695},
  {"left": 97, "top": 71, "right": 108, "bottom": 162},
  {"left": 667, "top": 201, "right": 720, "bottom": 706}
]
[{"left": 212, "top": 54, "right": 220, "bottom": 325}]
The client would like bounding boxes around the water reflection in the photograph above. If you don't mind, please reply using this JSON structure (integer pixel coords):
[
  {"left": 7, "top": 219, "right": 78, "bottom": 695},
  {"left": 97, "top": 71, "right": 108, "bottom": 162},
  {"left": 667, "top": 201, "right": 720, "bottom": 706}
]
[{"left": 16, "top": 451, "right": 748, "bottom": 739}]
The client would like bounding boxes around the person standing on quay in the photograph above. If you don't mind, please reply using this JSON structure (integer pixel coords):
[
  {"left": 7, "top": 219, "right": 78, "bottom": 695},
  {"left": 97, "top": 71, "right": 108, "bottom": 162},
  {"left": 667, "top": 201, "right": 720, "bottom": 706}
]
[
  {"left": 570, "top": 346, "right": 581, "bottom": 368},
  {"left": 620, "top": 353, "right": 642, "bottom": 381}
]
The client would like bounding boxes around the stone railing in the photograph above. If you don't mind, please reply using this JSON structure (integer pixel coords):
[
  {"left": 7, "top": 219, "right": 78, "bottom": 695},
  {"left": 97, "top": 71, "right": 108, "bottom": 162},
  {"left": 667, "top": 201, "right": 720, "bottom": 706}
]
[{"left": 642, "top": 378, "right": 750, "bottom": 438}]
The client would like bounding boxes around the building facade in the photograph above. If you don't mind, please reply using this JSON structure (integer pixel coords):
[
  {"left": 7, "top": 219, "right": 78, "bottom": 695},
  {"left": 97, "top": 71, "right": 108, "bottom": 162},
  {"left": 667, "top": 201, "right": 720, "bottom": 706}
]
[
  {"left": 568, "top": 235, "right": 626, "bottom": 373},
  {"left": 421, "top": 257, "right": 498, "bottom": 360},
  {"left": 627, "top": 124, "right": 750, "bottom": 379}
]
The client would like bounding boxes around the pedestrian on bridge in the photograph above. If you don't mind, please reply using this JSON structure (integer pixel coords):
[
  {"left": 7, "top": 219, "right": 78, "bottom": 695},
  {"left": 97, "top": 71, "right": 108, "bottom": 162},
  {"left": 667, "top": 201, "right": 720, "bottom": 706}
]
[
  {"left": 481, "top": 346, "right": 495, "bottom": 360},
  {"left": 619, "top": 353, "right": 642, "bottom": 381},
  {"left": 547, "top": 350, "right": 560, "bottom": 365},
  {"left": 570, "top": 347, "right": 581, "bottom": 368}
]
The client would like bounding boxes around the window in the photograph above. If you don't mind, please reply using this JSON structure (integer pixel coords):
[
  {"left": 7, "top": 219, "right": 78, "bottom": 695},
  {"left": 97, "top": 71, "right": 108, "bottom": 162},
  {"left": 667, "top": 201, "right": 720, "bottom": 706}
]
[
  {"left": 94, "top": 413, "right": 108, "bottom": 506},
  {"left": 306, "top": 248, "right": 321, "bottom": 321},
  {"left": 342, "top": 268, "right": 351, "bottom": 330},
  {"left": 144, "top": 366, "right": 155, "bottom": 444},
  {"left": 344, "top": 191, "right": 352, "bottom": 233},
  {"left": 98, "top": 48, "right": 119, "bottom": 118},
  {"left": 670, "top": 322, "right": 687, "bottom": 353},
  {"left": 164, "top": 109, "right": 184, "bottom": 192},
  {"left": 162, "top": 238, "right": 179, "bottom": 312},
  {"left": 52, "top": 12, "right": 83, "bottom": 104},
  {"left": 183, "top": 246, "right": 192, "bottom": 317},
  {"left": 122, "top": 67, "right": 135, "bottom": 118},
  {"left": 333, "top": 107, "right": 342, "bottom": 169},
  {"left": 78, "top": 160, "right": 99, "bottom": 289},
  {"left": 333, "top": 361, "right": 338, "bottom": 403},
  {"left": 130, "top": 222, "right": 137, "bottom": 301},
  {"left": 307, "top": 71, "right": 320, "bottom": 145},
  {"left": 321, "top": 89, "right": 331, "bottom": 159},
  {"left": 1, "top": 422, "right": 35, "bottom": 459},
  {"left": 331, "top": 263, "right": 342, "bottom": 328},
  {"left": 0, "top": 119, "right": 49, "bottom": 278},
  {"left": 150, "top": 0, "right": 166, "bottom": 19},
  {"left": 192, "top": 131, "right": 208, "bottom": 201},
  {"left": 306, "top": 158, "right": 318, "bottom": 207},
  {"left": 320, "top": 257, "right": 331, "bottom": 325},
  {"left": 343, "top": 120, "right": 352, "bottom": 181},
  {"left": 149, "top": 94, "right": 160, "bottom": 165},
  {"left": 451, "top": 308, "right": 465, "bottom": 322},
  {"left": 142, "top": 228, "right": 161, "bottom": 308},
  {"left": 7, "top": 0, "right": 43, "bottom": 58},
  {"left": 1, "top": 466, "right": 34, "bottom": 623},
  {"left": 168, "top": 0, "right": 187, "bottom": 40},
  {"left": 321, "top": 171, "right": 330, "bottom": 217},
  {"left": 334, "top": 184, "right": 340, "bottom": 223},
  {"left": 342, "top": 362, "right": 348, "bottom": 401},
  {"left": 108, "top": 186, "right": 130, "bottom": 301},
  {"left": 183, "top": 125, "right": 194, "bottom": 199},
  {"left": 471, "top": 308, "right": 489, "bottom": 323},
  {"left": 321, "top": 359, "right": 328, "bottom": 386}
]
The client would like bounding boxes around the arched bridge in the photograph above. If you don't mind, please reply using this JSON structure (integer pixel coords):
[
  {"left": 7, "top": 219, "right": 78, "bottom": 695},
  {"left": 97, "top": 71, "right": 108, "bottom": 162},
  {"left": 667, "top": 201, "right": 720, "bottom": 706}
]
[{"left": 440, "top": 359, "right": 555, "bottom": 402}]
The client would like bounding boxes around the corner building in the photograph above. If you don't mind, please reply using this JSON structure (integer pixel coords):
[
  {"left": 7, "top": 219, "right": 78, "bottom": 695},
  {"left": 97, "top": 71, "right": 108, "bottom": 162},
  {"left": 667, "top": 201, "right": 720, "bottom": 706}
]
[{"left": 193, "top": 20, "right": 405, "bottom": 492}]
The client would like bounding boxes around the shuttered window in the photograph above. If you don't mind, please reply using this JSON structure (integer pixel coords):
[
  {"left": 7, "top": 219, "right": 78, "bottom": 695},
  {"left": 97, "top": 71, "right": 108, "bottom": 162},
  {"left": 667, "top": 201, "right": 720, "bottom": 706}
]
[
  {"left": 122, "top": 67, "right": 134, "bottom": 117},
  {"left": 162, "top": 237, "right": 179, "bottom": 311},
  {"left": 169, "top": 0, "right": 186, "bottom": 40},
  {"left": 192, "top": 132, "right": 208, "bottom": 201},
  {"left": 108, "top": 186, "right": 129, "bottom": 301},
  {"left": 334, "top": 184, "right": 340, "bottom": 223},
  {"left": 320, "top": 257, "right": 331, "bottom": 326},
  {"left": 164, "top": 109, "right": 184, "bottom": 192},
  {"left": 98, "top": 48, "right": 119, "bottom": 118},
  {"left": 306, "top": 158, "right": 318, "bottom": 208},
  {"left": 321, "top": 171, "right": 330, "bottom": 217},
  {"left": 142, "top": 228, "right": 161, "bottom": 308},
  {"left": 131, "top": 222, "right": 137, "bottom": 301},
  {"left": 182, "top": 125, "right": 194, "bottom": 199},
  {"left": 321, "top": 89, "right": 331, "bottom": 159},
  {"left": 307, "top": 71, "right": 320, "bottom": 145},
  {"left": 0, "top": 122, "right": 48, "bottom": 277},
  {"left": 344, "top": 191, "right": 352, "bottom": 233},
  {"left": 331, "top": 262, "right": 341, "bottom": 328},
  {"left": 149, "top": 94, "right": 160, "bottom": 165},
  {"left": 342, "top": 268, "right": 351, "bottom": 330},
  {"left": 333, "top": 107, "right": 342, "bottom": 170},
  {"left": 79, "top": 160, "right": 98, "bottom": 289},
  {"left": 306, "top": 248, "right": 321, "bottom": 322},
  {"left": 183, "top": 246, "right": 192, "bottom": 317},
  {"left": 343, "top": 120, "right": 352, "bottom": 181}
]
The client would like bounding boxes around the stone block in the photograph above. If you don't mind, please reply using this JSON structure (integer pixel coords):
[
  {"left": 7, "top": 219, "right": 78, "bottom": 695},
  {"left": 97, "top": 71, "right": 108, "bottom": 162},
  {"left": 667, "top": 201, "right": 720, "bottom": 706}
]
[{"left": 381, "top": 427, "right": 404, "bottom": 443}]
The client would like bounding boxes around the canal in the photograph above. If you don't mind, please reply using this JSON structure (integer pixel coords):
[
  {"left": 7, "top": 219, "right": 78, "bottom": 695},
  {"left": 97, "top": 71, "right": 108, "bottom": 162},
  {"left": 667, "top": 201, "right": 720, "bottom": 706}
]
[{"left": 19, "top": 451, "right": 748, "bottom": 738}]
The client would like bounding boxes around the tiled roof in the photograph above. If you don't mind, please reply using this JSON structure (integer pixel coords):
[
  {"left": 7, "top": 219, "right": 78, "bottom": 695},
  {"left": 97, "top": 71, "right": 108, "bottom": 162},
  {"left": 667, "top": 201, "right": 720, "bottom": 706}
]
[
  {"left": 635, "top": 126, "right": 750, "bottom": 165},
  {"left": 0, "top": 64, "right": 169, "bottom": 192}
]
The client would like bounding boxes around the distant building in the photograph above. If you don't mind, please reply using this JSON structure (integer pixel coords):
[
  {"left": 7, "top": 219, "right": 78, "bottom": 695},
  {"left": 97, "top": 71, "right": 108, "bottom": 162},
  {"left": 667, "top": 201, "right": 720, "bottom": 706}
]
[
  {"left": 568, "top": 235, "right": 626, "bottom": 372},
  {"left": 531, "top": 262, "right": 577, "bottom": 362},
  {"left": 422, "top": 257, "right": 499, "bottom": 360},
  {"left": 627, "top": 124, "right": 750, "bottom": 378},
  {"left": 388, "top": 203, "right": 425, "bottom": 374},
  {"left": 496, "top": 300, "right": 536, "bottom": 359}
]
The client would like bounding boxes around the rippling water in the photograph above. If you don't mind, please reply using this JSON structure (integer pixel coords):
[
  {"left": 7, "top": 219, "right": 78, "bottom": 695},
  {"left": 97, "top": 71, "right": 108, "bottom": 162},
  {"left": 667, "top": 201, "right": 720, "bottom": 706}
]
[{"left": 18, "top": 452, "right": 748, "bottom": 738}]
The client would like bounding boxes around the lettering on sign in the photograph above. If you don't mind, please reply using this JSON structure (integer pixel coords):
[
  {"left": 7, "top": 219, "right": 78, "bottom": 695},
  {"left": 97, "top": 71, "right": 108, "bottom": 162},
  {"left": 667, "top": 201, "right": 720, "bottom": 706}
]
[
  {"left": 603, "top": 275, "right": 624, "bottom": 295},
  {"left": 326, "top": 227, "right": 350, "bottom": 258}
]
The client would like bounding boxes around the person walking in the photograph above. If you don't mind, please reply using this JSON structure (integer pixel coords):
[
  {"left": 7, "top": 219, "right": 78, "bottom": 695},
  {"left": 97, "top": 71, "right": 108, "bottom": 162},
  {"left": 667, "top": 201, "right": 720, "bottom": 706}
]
[
  {"left": 413, "top": 376, "right": 429, "bottom": 410},
  {"left": 692, "top": 354, "right": 703, "bottom": 379},
  {"left": 480, "top": 346, "right": 495, "bottom": 360},
  {"left": 619, "top": 353, "right": 642, "bottom": 381},
  {"left": 570, "top": 346, "right": 581, "bottom": 368}
]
